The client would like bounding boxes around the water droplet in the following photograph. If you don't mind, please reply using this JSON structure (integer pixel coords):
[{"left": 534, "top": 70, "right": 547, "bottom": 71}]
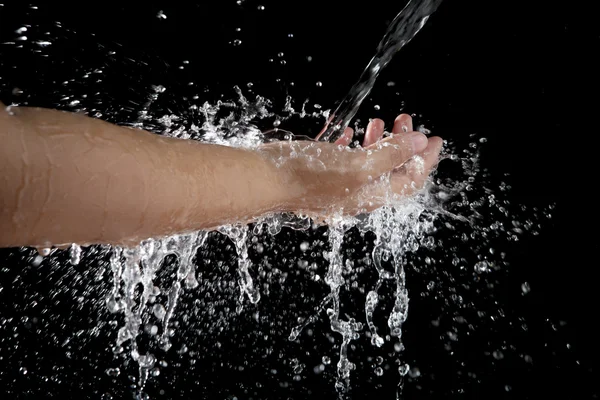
[
  {"left": 474, "top": 261, "right": 488, "bottom": 273},
  {"left": 322, "top": 356, "right": 331, "bottom": 365},
  {"left": 374, "top": 104, "right": 380, "bottom": 110},
  {"left": 145, "top": 324, "right": 159, "bottom": 336},
  {"left": 233, "top": 39, "right": 242, "bottom": 46},
  {"left": 316, "top": 81, "right": 322, "bottom": 87},
  {"left": 105, "top": 368, "right": 120, "bottom": 377},
  {"left": 153, "top": 304, "right": 166, "bottom": 320},
  {"left": 106, "top": 295, "right": 123, "bottom": 314},
  {"left": 371, "top": 335, "right": 384, "bottom": 347},
  {"left": 138, "top": 353, "right": 156, "bottom": 369},
  {"left": 521, "top": 282, "right": 531, "bottom": 294},
  {"left": 31, "top": 255, "right": 44, "bottom": 267},
  {"left": 374, "top": 367, "right": 384, "bottom": 376},
  {"left": 157, "top": 10, "right": 167, "bottom": 19},
  {"left": 37, "top": 247, "right": 51, "bottom": 257},
  {"left": 299, "top": 242, "right": 309, "bottom": 251},
  {"left": 69, "top": 243, "right": 81, "bottom": 265},
  {"left": 398, "top": 363, "right": 410, "bottom": 376},
  {"left": 257, "top": 5, "right": 265, "bottom": 10},
  {"left": 408, "top": 366, "right": 421, "bottom": 378}
]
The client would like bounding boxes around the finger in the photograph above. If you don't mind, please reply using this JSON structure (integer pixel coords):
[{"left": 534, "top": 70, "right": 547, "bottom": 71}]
[
  {"left": 334, "top": 127, "right": 354, "bottom": 146},
  {"left": 363, "top": 118, "right": 385, "bottom": 147},
  {"left": 391, "top": 136, "right": 443, "bottom": 195},
  {"left": 392, "top": 114, "right": 413, "bottom": 134},
  {"left": 358, "top": 131, "right": 428, "bottom": 181}
]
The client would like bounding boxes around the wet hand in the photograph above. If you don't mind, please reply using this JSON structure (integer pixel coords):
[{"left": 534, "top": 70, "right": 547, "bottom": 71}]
[{"left": 259, "top": 114, "right": 443, "bottom": 216}]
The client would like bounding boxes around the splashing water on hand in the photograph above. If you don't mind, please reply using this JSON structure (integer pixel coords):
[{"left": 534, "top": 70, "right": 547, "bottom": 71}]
[{"left": 0, "top": 2, "right": 556, "bottom": 399}]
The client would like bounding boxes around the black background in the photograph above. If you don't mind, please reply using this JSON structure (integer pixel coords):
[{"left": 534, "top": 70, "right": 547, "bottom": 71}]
[{"left": 1, "top": 0, "right": 598, "bottom": 399}]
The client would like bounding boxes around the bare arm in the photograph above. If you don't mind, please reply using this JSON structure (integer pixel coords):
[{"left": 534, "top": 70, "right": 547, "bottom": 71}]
[
  {"left": 0, "top": 104, "right": 296, "bottom": 247},
  {"left": 0, "top": 103, "right": 441, "bottom": 248}
]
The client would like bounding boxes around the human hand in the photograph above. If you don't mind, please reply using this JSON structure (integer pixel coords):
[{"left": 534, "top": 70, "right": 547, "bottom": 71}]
[{"left": 259, "top": 113, "right": 443, "bottom": 217}]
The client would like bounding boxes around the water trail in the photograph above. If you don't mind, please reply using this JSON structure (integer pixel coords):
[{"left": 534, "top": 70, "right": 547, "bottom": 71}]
[
  {"left": 318, "top": 0, "right": 443, "bottom": 142},
  {"left": 118, "top": 241, "right": 166, "bottom": 391},
  {"left": 323, "top": 220, "right": 362, "bottom": 395},
  {"left": 158, "top": 231, "right": 207, "bottom": 351},
  {"left": 106, "top": 232, "right": 207, "bottom": 394},
  {"left": 361, "top": 198, "right": 435, "bottom": 396},
  {"left": 69, "top": 243, "right": 82, "bottom": 265},
  {"left": 218, "top": 225, "right": 261, "bottom": 312}
]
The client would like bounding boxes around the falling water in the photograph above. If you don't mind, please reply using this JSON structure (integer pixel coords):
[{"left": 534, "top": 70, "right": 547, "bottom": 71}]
[
  {"left": 105, "top": 232, "right": 207, "bottom": 396},
  {"left": 218, "top": 224, "right": 261, "bottom": 312},
  {"left": 318, "top": 0, "right": 443, "bottom": 142}
]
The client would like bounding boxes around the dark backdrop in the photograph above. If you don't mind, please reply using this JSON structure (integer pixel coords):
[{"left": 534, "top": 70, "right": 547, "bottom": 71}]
[{"left": 0, "top": 0, "right": 598, "bottom": 399}]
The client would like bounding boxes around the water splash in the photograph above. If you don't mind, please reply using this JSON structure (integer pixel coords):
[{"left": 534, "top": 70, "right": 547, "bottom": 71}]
[
  {"left": 5, "top": 86, "right": 544, "bottom": 398},
  {"left": 0, "top": 4, "right": 558, "bottom": 399},
  {"left": 1, "top": 67, "right": 553, "bottom": 396},
  {"left": 105, "top": 232, "right": 206, "bottom": 392},
  {"left": 285, "top": 189, "right": 438, "bottom": 396},
  {"left": 0, "top": 89, "right": 551, "bottom": 397}
]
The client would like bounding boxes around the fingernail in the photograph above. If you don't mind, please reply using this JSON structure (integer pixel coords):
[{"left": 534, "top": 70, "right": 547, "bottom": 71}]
[{"left": 406, "top": 132, "right": 428, "bottom": 152}]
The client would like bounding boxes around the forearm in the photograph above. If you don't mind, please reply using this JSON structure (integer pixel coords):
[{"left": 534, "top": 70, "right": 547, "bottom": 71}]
[{"left": 0, "top": 105, "right": 292, "bottom": 248}]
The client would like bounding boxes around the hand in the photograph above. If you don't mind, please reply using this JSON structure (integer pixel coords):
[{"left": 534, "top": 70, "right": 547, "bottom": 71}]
[{"left": 259, "top": 114, "right": 443, "bottom": 217}]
